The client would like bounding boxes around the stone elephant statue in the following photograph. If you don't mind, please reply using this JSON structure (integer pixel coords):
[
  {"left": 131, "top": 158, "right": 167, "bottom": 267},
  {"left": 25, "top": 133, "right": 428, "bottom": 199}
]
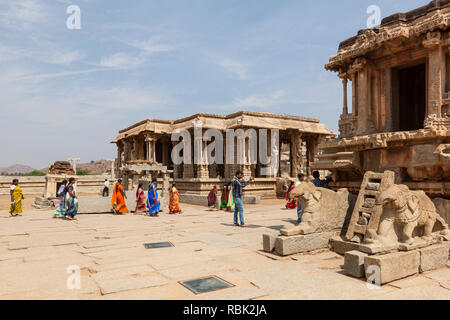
[
  {"left": 376, "top": 184, "right": 449, "bottom": 245},
  {"left": 280, "top": 182, "right": 350, "bottom": 236}
]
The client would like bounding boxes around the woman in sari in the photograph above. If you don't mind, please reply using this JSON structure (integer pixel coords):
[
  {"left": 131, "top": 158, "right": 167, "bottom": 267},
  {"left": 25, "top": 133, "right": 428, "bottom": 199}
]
[
  {"left": 9, "top": 179, "right": 24, "bottom": 216},
  {"left": 54, "top": 180, "right": 68, "bottom": 218},
  {"left": 111, "top": 179, "right": 128, "bottom": 214},
  {"left": 134, "top": 183, "right": 148, "bottom": 214},
  {"left": 65, "top": 178, "right": 79, "bottom": 220},
  {"left": 147, "top": 179, "right": 160, "bottom": 216},
  {"left": 220, "top": 183, "right": 235, "bottom": 212},
  {"left": 285, "top": 181, "right": 297, "bottom": 209},
  {"left": 168, "top": 182, "right": 182, "bottom": 214},
  {"left": 207, "top": 186, "right": 218, "bottom": 210}
]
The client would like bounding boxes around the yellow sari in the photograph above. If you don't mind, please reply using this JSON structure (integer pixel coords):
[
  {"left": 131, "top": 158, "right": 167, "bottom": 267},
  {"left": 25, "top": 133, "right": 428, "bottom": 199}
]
[{"left": 10, "top": 186, "right": 23, "bottom": 215}]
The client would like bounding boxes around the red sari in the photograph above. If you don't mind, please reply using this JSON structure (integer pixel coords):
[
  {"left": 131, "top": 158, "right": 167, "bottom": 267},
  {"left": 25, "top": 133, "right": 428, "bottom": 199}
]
[
  {"left": 285, "top": 185, "right": 297, "bottom": 209},
  {"left": 136, "top": 188, "right": 147, "bottom": 213}
]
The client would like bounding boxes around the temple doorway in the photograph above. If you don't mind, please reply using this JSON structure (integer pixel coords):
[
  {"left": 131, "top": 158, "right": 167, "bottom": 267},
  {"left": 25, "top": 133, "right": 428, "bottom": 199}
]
[{"left": 393, "top": 63, "right": 426, "bottom": 132}]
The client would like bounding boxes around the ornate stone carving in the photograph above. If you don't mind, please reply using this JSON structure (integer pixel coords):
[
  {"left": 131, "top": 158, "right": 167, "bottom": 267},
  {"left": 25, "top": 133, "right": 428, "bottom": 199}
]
[
  {"left": 280, "top": 182, "right": 350, "bottom": 236},
  {"left": 375, "top": 184, "right": 449, "bottom": 245}
]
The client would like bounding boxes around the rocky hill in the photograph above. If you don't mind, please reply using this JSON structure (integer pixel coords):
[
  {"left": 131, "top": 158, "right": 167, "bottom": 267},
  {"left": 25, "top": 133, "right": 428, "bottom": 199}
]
[{"left": 0, "top": 164, "right": 35, "bottom": 175}]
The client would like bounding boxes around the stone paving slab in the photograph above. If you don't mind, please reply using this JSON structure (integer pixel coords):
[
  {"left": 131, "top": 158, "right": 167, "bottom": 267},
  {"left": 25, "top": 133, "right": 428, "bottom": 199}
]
[
  {"left": 97, "top": 273, "right": 170, "bottom": 295},
  {"left": 0, "top": 201, "right": 448, "bottom": 300}
]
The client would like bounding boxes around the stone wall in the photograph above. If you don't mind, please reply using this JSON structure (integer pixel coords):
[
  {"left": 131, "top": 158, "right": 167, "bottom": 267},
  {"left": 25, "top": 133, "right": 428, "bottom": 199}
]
[{"left": 0, "top": 175, "right": 110, "bottom": 196}]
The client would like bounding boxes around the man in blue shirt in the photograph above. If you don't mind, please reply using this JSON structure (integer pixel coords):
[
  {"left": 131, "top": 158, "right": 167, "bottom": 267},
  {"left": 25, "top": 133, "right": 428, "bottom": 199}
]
[
  {"left": 232, "top": 170, "right": 254, "bottom": 227},
  {"left": 312, "top": 171, "right": 330, "bottom": 188}
]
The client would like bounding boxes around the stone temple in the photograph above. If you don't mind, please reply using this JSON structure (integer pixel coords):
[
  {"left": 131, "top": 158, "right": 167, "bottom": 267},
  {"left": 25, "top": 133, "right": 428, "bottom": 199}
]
[
  {"left": 311, "top": 0, "right": 450, "bottom": 199},
  {"left": 113, "top": 111, "right": 331, "bottom": 198}
]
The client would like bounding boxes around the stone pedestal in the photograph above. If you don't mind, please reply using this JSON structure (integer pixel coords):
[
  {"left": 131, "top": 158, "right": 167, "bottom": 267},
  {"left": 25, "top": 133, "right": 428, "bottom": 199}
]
[
  {"left": 263, "top": 234, "right": 277, "bottom": 253},
  {"left": 273, "top": 231, "right": 338, "bottom": 256},
  {"left": 364, "top": 251, "right": 420, "bottom": 285},
  {"left": 344, "top": 250, "right": 368, "bottom": 278},
  {"left": 419, "top": 244, "right": 449, "bottom": 273}
]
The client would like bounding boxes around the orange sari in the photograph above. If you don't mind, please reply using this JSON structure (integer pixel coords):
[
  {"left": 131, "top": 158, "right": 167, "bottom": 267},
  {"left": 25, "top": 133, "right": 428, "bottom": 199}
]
[
  {"left": 169, "top": 186, "right": 182, "bottom": 214},
  {"left": 112, "top": 182, "right": 128, "bottom": 213}
]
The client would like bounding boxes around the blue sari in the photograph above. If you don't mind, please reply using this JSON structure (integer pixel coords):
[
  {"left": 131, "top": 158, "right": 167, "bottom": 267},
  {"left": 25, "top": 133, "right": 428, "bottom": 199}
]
[
  {"left": 147, "top": 183, "right": 160, "bottom": 214},
  {"left": 66, "top": 185, "right": 78, "bottom": 217}
]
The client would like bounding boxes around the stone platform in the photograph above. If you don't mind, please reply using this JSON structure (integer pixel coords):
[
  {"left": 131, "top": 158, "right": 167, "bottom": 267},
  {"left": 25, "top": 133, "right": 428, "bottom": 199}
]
[
  {"left": 0, "top": 200, "right": 449, "bottom": 300},
  {"left": 180, "top": 194, "right": 261, "bottom": 206}
]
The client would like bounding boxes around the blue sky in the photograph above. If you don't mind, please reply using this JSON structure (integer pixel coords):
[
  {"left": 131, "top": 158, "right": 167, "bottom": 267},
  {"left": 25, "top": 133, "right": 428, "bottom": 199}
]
[{"left": 0, "top": 0, "right": 428, "bottom": 168}]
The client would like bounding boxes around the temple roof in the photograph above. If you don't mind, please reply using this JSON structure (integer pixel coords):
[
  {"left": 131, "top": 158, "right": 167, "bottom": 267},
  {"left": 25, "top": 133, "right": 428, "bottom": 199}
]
[
  {"left": 113, "top": 110, "right": 332, "bottom": 143},
  {"left": 326, "top": 0, "right": 450, "bottom": 72}
]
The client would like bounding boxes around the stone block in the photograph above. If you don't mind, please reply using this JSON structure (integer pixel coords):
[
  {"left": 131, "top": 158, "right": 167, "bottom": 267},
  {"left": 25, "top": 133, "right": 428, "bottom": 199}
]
[
  {"left": 364, "top": 251, "right": 419, "bottom": 285},
  {"left": 329, "top": 236, "right": 360, "bottom": 255},
  {"left": 419, "top": 244, "right": 449, "bottom": 273},
  {"left": 262, "top": 234, "right": 276, "bottom": 252},
  {"left": 344, "top": 250, "right": 368, "bottom": 278},
  {"left": 179, "top": 194, "right": 260, "bottom": 206},
  {"left": 274, "top": 231, "right": 337, "bottom": 256}
]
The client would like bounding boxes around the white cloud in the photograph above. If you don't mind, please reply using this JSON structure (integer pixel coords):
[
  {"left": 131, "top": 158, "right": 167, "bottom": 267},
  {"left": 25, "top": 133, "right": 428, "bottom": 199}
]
[
  {"left": 235, "top": 90, "right": 286, "bottom": 109},
  {"left": 99, "top": 52, "right": 145, "bottom": 69},
  {"left": 0, "top": 0, "right": 48, "bottom": 30},
  {"left": 127, "top": 37, "right": 177, "bottom": 54},
  {"left": 0, "top": 43, "right": 85, "bottom": 66},
  {"left": 219, "top": 58, "right": 249, "bottom": 80}
]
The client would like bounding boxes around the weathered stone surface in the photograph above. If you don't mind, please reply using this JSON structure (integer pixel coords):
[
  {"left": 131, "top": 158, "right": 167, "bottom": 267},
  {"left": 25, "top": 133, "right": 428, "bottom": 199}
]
[
  {"left": 433, "top": 198, "right": 450, "bottom": 227},
  {"left": 179, "top": 194, "right": 260, "bottom": 206},
  {"left": 48, "top": 161, "right": 75, "bottom": 175},
  {"left": 344, "top": 250, "right": 368, "bottom": 278},
  {"left": 281, "top": 183, "right": 351, "bottom": 236},
  {"left": 364, "top": 251, "right": 420, "bottom": 285},
  {"left": 274, "top": 231, "right": 337, "bottom": 256},
  {"left": 97, "top": 273, "right": 169, "bottom": 295},
  {"left": 262, "top": 234, "right": 276, "bottom": 253},
  {"left": 329, "top": 236, "right": 360, "bottom": 255},
  {"left": 419, "top": 244, "right": 449, "bottom": 273},
  {"left": 374, "top": 184, "right": 449, "bottom": 246}
]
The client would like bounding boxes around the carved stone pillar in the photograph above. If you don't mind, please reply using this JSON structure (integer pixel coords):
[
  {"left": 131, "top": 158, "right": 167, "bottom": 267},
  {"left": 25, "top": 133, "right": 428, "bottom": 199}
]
[
  {"left": 145, "top": 134, "right": 155, "bottom": 164},
  {"left": 290, "top": 131, "right": 303, "bottom": 178},
  {"left": 423, "top": 31, "right": 443, "bottom": 118},
  {"left": 123, "top": 140, "right": 131, "bottom": 163},
  {"left": 342, "top": 77, "right": 348, "bottom": 115},
  {"left": 195, "top": 137, "right": 209, "bottom": 179}
]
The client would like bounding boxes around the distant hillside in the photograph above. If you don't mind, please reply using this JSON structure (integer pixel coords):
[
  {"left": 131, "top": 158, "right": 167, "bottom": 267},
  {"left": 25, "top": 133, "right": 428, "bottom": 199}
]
[
  {"left": 0, "top": 164, "right": 35, "bottom": 175},
  {"left": 78, "top": 160, "right": 113, "bottom": 174}
]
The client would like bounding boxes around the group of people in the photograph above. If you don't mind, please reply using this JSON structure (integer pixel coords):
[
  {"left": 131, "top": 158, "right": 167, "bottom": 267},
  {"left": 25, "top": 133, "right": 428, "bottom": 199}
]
[
  {"left": 206, "top": 170, "right": 254, "bottom": 227},
  {"left": 111, "top": 178, "right": 182, "bottom": 216},
  {"left": 285, "top": 171, "right": 331, "bottom": 224},
  {"left": 10, "top": 169, "right": 320, "bottom": 226},
  {"left": 53, "top": 178, "right": 79, "bottom": 220}
]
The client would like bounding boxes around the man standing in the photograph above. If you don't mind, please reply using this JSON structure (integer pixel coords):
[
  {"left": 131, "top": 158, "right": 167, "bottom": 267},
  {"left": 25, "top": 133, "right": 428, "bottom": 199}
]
[
  {"left": 102, "top": 179, "right": 109, "bottom": 197},
  {"left": 295, "top": 173, "right": 305, "bottom": 224},
  {"left": 232, "top": 170, "right": 254, "bottom": 227}
]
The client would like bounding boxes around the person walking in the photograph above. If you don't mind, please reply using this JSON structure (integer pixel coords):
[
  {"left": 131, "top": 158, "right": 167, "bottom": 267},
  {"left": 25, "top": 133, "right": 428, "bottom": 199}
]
[
  {"left": 134, "top": 183, "right": 148, "bottom": 214},
  {"left": 54, "top": 180, "right": 68, "bottom": 218},
  {"left": 9, "top": 179, "right": 24, "bottom": 217},
  {"left": 102, "top": 179, "right": 110, "bottom": 197},
  {"left": 232, "top": 170, "right": 254, "bottom": 227},
  {"left": 111, "top": 179, "right": 128, "bottom": 214},
  {"left": 147, "top": 178, "right": 160, "bottom": 216},
  {"left": 168, "top": 182, "right": 182, "bottom": 214}
]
